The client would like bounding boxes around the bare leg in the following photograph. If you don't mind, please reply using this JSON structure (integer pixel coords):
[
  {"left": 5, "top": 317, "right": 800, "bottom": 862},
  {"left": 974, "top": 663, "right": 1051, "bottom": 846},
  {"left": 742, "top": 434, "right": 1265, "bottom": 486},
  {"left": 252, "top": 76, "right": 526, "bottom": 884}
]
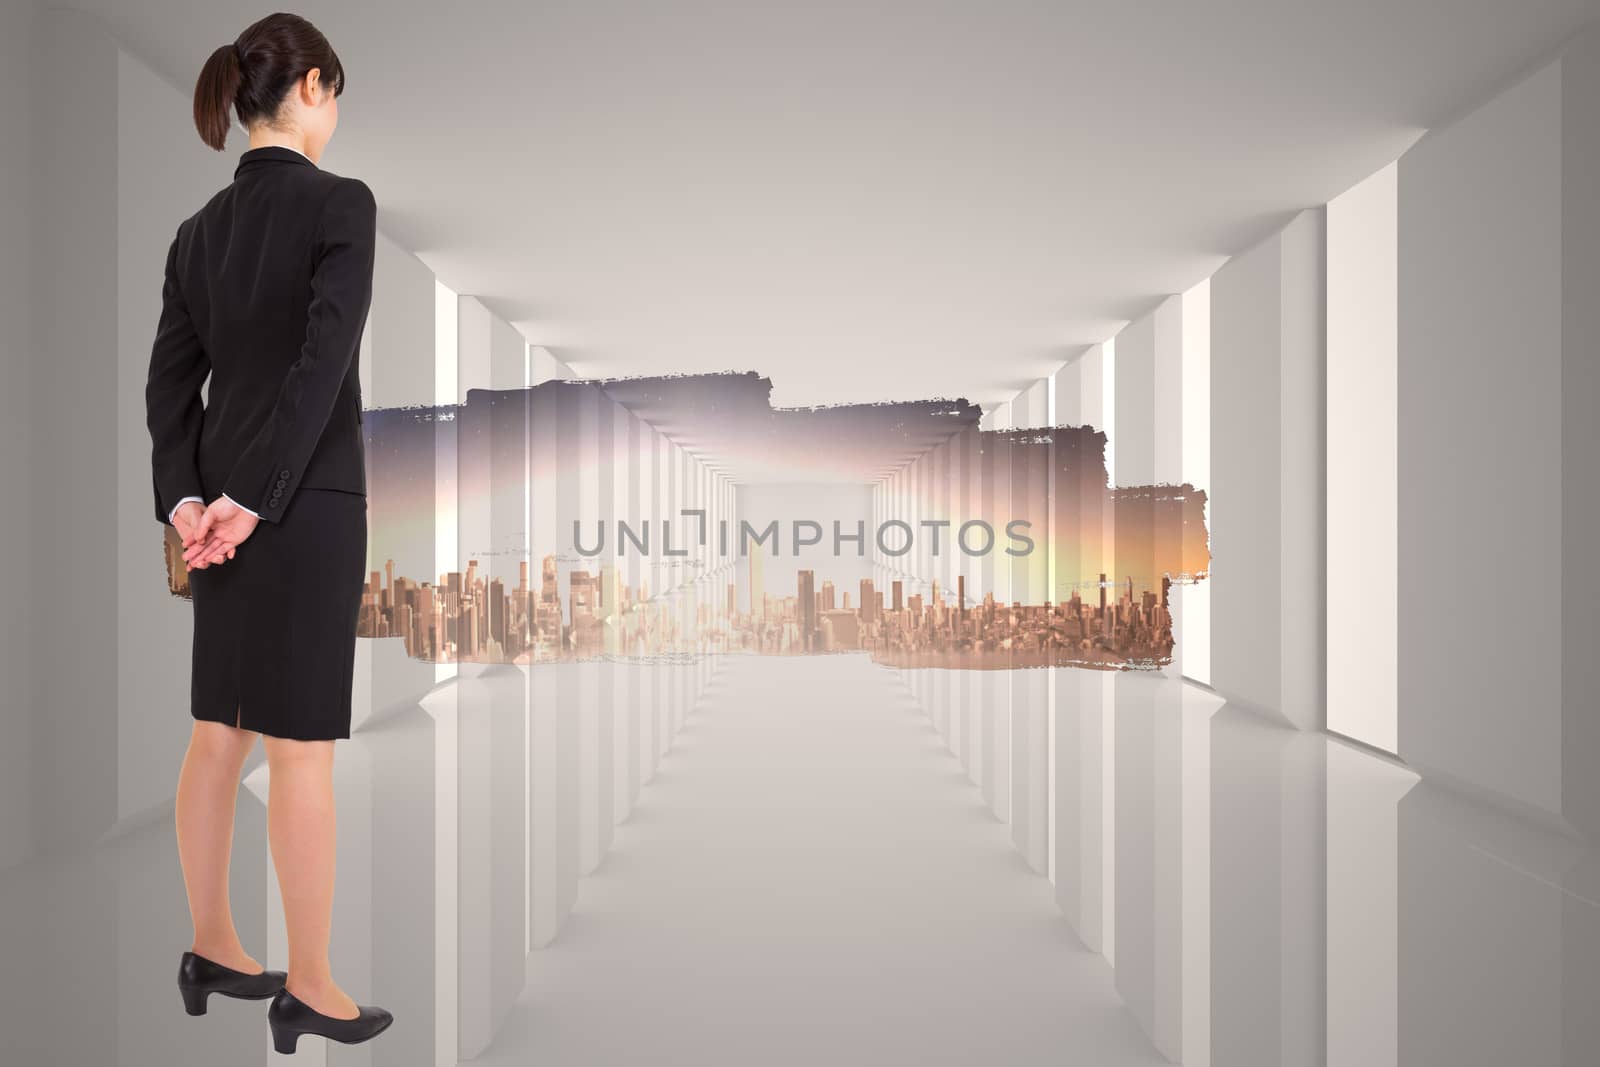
[
  {"left": 175, "top": 717, "right": 262, "bottom": 972},
  {"left": 263, "top": 735, "right": 358, "bottom": 1020}
]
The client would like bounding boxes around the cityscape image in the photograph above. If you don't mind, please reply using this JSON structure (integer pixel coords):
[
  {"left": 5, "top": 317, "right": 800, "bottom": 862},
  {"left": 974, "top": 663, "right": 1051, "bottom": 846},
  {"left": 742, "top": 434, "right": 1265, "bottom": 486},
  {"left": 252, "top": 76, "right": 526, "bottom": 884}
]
[{"left": 163, "top": 372, "right": 1208, "bottom": 671}]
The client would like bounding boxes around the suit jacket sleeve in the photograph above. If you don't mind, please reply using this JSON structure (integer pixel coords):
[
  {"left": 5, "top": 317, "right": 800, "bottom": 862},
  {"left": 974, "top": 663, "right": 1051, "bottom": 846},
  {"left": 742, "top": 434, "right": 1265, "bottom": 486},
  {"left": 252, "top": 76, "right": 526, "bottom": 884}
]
[
  {"left": 145, "top": 226, "right": 212, "bottom": 526},
  {"left": 222, "top": 177, "right": 376, "bottom": 522}
]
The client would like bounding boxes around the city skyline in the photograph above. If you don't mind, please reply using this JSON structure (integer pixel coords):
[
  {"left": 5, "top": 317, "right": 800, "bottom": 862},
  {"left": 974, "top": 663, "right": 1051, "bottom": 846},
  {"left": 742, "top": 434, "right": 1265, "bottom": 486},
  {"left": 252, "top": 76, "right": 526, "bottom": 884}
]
[{"left": 160, "top": 370, "right": 1209, "bottom": 673}]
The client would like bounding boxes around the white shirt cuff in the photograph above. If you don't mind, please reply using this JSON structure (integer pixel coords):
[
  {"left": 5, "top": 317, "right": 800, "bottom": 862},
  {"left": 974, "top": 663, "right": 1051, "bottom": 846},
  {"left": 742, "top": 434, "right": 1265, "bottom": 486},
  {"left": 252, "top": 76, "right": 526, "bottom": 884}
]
[
  {"left": 167, "top": 495, "right": 204, "bottom": 524},
  {"left": 223, "top": 493, "right": 259, "bottom": 519}
]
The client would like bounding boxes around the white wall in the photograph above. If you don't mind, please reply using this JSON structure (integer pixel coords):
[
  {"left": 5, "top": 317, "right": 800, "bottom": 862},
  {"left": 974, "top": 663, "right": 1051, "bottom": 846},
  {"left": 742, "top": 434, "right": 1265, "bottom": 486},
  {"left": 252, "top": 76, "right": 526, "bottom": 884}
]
[
  {"left": 0, "top": 0, "right": 36, "bottom": 871},
  {"left": 371, "top": 229, "right": 439, "bottom": 408},
  {"left": 1397, "top": 56, "right": 1561, "bottom": 817},
  {"left": 1397, "top": 29, "right": 1600, "bottom": 841},
  {"left": 31, "top": 7, "right": 133, "bottom": 855},
  {"left": 1560, "top": 26, "right": 1600, "bottom": 848}
]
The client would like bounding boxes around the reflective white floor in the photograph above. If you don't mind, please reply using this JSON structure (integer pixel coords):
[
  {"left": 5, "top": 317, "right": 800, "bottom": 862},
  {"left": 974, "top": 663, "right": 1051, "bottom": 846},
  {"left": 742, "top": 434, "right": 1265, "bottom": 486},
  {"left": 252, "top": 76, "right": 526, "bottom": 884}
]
[{"left": 2, "top": 654, "right": 1596, "bottom": 1065}]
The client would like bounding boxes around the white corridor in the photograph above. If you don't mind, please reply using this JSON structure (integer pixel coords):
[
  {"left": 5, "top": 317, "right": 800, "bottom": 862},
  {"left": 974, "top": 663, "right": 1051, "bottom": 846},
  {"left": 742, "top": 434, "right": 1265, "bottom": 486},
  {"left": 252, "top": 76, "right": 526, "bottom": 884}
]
[{"left": 484, "top": 654, "right": 1164, "bottom": 1066}]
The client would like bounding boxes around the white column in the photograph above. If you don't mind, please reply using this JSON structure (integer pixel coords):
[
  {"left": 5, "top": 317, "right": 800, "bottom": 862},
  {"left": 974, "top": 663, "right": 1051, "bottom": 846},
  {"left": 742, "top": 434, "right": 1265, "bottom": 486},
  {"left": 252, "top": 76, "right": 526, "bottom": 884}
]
[
  {"left": 1210, "top": 209, "right": 1327, "bottom": 731},
  {"left": 1110, "top": 298, "right": 1187, "bottom": 1060},
  {"left": 1327, "top": 162, "right": 1399, "bottom": 753},
  {"left": 1050, "top": 347, "right": 1114, "bottom": 960},
  {"left": 529, "top": 385, "right": 563, "bottom": 949},
  {"left": 1180, "top": 279, "right": 1213, "bottom": 686},
  {"left": 551, "top": 383, "right": 585, "bottom": 930},
  {"left": 1009, "top": 379, "right": 1050, "bottom": 873},
  {"left": 576, "top": 385, "right": 607, "bottom": 876}
]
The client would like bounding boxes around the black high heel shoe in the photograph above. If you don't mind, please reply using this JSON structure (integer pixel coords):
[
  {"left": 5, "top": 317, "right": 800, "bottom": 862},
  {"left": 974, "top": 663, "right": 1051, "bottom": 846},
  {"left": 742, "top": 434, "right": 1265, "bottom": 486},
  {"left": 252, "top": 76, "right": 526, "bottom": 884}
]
[
  {"left": 267, "top": 988, "right": 394, "bottom": 1055},
  {"left": 176, "top": 951, "right": 287, "bottom": 1015}
]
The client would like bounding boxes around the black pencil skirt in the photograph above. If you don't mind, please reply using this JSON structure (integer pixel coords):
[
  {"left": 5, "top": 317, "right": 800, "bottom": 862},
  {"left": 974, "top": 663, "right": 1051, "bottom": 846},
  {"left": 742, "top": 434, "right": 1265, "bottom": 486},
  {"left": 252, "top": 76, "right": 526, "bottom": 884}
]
[{"left": 188, "top": 487, "right": 368, "bottom": 741}]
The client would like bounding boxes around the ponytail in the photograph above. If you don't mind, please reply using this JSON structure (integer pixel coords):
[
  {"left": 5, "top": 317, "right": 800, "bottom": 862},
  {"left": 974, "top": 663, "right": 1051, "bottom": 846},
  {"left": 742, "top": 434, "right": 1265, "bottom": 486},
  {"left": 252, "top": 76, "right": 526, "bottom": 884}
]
[{"left": 193, "top": 43, "right": 243, "bottom": 151}]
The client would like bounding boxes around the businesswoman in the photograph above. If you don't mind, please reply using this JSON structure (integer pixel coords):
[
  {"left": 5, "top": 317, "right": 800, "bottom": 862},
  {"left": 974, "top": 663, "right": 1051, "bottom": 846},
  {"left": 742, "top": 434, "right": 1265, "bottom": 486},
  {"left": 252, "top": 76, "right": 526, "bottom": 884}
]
[{"left": 144, "top": 12, "right": 391, "bottom": 1054}]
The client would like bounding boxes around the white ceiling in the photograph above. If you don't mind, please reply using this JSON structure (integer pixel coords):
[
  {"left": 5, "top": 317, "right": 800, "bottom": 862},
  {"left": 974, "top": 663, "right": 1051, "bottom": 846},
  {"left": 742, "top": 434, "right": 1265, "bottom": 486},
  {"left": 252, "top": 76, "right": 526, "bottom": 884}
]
[{"left": 97, "top": 1, "right": 1596, "bottom": 417}]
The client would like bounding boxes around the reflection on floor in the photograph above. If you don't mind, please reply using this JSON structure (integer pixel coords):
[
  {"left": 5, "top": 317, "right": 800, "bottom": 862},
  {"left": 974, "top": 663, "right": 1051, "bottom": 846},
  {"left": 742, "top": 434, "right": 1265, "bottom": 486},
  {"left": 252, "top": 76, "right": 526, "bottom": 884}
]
[
  {"left": 1, "top": 654, "right": 1596, "bottom": 1066},
  {"left": 487, "top": 655, "right": 1163, "bottom": 1066}
]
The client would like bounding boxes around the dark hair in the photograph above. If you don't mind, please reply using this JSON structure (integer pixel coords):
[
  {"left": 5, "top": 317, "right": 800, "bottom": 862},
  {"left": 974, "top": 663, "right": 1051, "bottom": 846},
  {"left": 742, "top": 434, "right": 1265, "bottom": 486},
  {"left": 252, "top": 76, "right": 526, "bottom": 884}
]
[{"left": 193, "top": 12, "right": 345, "bottom": 151}]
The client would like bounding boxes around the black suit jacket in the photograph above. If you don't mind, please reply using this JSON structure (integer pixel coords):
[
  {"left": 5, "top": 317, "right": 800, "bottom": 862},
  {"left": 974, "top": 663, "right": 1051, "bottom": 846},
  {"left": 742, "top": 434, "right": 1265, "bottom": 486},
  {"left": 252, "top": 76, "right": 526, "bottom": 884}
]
[{"left": 145, "top": 144, "right": 376, "bottom": 525}]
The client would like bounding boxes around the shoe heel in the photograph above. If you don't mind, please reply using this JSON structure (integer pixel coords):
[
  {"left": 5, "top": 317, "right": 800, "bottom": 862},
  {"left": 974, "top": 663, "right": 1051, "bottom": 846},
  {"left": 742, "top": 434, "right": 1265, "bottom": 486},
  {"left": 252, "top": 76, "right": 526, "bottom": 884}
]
[
  {"left": 180, "top": 986, "right": 209, "bottom": 1016},
  {"left": 270, "top": 1024, "right": 300, "bottom": 1055}
]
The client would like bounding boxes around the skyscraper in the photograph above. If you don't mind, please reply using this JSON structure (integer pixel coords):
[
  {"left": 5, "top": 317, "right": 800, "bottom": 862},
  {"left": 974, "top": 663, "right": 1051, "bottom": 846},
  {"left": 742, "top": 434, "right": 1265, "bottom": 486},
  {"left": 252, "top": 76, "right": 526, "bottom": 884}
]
[
  {"left": 798, "top": 570, "right": 816, "bottom": 651},
  {"left": 749, "top": 539, "right": 765, "bottom": 621}
]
